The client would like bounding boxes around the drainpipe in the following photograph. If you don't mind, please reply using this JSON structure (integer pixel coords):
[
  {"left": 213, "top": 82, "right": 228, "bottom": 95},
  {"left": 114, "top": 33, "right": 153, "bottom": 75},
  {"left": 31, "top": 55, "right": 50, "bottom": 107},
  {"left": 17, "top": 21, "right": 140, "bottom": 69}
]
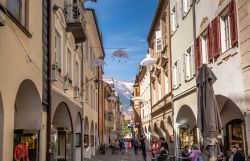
[{"left": 46, "top": 0, "right": 52, "bottom": 160}]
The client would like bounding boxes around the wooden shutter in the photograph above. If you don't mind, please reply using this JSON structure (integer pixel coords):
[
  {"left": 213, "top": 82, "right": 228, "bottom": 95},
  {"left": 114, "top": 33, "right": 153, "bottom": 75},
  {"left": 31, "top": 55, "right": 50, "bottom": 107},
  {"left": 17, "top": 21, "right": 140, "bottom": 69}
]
[
  {"left": 183, "top": 53, "right": 186, "bottom": 81},
  {"left": 211, "top": 17, "right": 221, "bottom": 59},
  {"left": 182, "top": 0, "right": 188, "bottom": 16},
  {"left": 208, "top": 25, "right": 213, "bottom": 61},
  {"left": 160, "top": 20, "right": 166, "bottom": 48},
  {"left": 195, "top": 36, "right": 202, "bottom": 69},
  {"left": 155, "top": 30, "right": 163, "bottom": 52},
  {"left": 229, "top": 0, "right": 238, "bottom": 46},
  {"left": 190, "top": 45, "right": 196, "bottom": 76}
]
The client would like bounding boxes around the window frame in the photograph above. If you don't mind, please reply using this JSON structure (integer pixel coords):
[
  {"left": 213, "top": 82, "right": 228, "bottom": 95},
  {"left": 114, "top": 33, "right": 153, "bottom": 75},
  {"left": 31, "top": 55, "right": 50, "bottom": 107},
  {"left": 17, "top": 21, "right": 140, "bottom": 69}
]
[{"left": 220, "top": 7, "right": 232, "bottom": 54}]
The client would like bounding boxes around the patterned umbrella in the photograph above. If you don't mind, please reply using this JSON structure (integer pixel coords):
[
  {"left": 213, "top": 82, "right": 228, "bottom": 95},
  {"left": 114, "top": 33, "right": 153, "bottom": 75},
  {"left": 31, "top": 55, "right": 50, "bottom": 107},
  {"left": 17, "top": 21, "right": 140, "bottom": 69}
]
[{"left": 112, "top": 49, "right": 128, "bottom": 62}]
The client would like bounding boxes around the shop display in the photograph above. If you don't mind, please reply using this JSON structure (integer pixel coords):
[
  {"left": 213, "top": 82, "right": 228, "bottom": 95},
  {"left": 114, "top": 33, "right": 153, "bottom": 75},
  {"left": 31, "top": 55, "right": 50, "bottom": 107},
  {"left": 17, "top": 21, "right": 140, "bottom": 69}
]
[
  {"left": 179, "top": 127, "right": 198, "bottom": 149},
  {"left": 227, "top": 122, "right": 244, "bottom": 151},
  {"left": 84, "top": 134, "right": 89, "bottom": 147}
]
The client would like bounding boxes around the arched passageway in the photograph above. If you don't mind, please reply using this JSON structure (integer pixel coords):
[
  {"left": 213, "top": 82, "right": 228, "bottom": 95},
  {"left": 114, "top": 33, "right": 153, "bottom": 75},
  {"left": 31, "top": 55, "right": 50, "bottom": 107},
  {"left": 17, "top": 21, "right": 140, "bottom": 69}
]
[
  {"left": 13, "top": 80, "right": 42, "bottom": 161},
  {"left": 84, "top": 116, "right": 90, "bottom": 158},
  {"left": 216, "top": 95, "right": 246, "bottom": 156},
  {"left": 176, "top": 105, "right": 198, "bottom": 151},
  {"left": 52, "top": 102, "right": 73, "bottom": 161}
]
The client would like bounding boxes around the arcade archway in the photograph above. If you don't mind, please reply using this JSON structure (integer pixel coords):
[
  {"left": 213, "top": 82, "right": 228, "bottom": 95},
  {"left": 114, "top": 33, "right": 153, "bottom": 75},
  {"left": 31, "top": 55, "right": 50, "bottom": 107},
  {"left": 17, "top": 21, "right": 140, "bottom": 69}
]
[
  {"left": 176, "top": 105, "right": 198, "bottom": 150},
  {"left": 216, "top": 95, "right": 246, "bottom": 156},
  {"left": 52, "top": 102, "right": 73, "bottom": 161},
  {"left": 13, "top": 80, "right": 42, "bottom": 161}
]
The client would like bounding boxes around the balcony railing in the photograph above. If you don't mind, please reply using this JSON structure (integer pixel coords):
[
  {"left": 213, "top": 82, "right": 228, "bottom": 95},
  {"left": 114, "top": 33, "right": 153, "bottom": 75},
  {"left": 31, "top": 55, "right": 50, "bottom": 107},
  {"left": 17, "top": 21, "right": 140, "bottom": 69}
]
[{"left": 64, "top": 3, "right": 86, "bottom": 43}]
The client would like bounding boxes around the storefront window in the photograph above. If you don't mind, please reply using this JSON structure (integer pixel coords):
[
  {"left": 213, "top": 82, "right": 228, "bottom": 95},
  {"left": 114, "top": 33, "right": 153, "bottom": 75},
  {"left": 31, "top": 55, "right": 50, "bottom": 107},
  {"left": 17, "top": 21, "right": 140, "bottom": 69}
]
[
  {"left": 179, "top": 127, "right": 197, "bottom": 149},
  {"left": 13, "top": 130, "right": 39, "bottom": 161},
  {"left": 226, "top": 120, "right": 244, "bottom": 152}
]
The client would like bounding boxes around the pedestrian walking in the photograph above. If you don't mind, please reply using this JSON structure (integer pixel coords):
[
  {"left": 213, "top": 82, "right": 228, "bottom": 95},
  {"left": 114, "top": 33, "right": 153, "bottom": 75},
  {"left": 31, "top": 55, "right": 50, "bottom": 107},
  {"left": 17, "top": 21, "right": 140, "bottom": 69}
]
[
  {"left": 190, "top": 146, "right": 202, "bottom": 161},
  {"left": 160, "top": 137, "right": 169, "bottom": 153},
  {"left": 157, "top": 147, "right": 168, "bottom": 161},
  {"left": 115, "top": 140, "right": 119, "bottom": 154},
  {"left": 111, "top": 140, "right": 116, "bottom": 154},
  {"left": 134, "top": 139, "right": 139, "bottom": 155},
  {"left": 124, "top": 140, "right": 128, "bottom": 153},
  {"left": 180, "top": 145, "right": 191, "bottom": 161},
  {"left": 151, "top": 140, "right": 159, "bottom": 159},
  {"left": 140, "top": 136, "right": 147, "bottom": 161},
  {"left": 229, "top": 145, "right": 244, "bottom": 161}
]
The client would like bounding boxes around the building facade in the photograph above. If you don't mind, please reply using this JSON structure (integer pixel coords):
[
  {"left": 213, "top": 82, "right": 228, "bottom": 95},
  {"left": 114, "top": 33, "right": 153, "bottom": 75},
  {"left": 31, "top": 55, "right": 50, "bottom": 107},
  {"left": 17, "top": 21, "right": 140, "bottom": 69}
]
[
  {"left": 170, "top": 0, "right": 198, "bottom": 156},
  {"left": 194, "top": 0, "right": 249, "bottom": 157},
  {"left": 147, "top": 0, "right": 174, "bottom": 154},
  {"left": 0, "top": 1, "right": 45, "bottom": 161},
  {"left": 138, "top": 66, "right": 152, "bottom": 148},
  {"left": 82, "top": 9, "right": 104, "bottom": 158}
]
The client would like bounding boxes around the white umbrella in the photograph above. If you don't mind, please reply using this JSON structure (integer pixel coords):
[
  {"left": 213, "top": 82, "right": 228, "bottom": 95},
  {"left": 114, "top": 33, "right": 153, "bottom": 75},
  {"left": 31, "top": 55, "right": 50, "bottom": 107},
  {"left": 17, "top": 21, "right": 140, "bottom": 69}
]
[
  {"left": 140, "top": 54, "right": 156, "bottom": 67},
  {"left": 92, "top": 58, "right": 105, "bottom": 67}
]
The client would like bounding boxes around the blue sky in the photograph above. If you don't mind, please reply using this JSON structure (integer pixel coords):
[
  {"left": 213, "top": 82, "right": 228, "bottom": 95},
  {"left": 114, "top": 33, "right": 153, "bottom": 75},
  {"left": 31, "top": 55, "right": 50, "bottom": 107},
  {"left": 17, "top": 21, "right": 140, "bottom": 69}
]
[{"left": 85, "top": 0, "right": 158, "bottom": 82}]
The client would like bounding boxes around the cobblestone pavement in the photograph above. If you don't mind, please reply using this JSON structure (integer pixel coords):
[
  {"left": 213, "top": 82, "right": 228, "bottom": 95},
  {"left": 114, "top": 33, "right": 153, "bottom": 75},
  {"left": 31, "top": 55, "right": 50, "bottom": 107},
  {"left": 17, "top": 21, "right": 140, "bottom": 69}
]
[{"left": 85, "top": 149, "right": 154, "bottom": 161}]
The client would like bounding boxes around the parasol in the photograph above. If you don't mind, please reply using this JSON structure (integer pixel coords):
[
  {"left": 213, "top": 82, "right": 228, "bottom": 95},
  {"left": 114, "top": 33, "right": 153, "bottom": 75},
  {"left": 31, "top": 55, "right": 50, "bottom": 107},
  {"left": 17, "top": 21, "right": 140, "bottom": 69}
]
[
  {"left": 112, "top": 49, "right": 128, "bottom": 62},
  {"left": 196, "top": 64, "right": 223, "bottom": 161},
  {"left": 140, "top": 54, "right": 156, "bottom": 67}
]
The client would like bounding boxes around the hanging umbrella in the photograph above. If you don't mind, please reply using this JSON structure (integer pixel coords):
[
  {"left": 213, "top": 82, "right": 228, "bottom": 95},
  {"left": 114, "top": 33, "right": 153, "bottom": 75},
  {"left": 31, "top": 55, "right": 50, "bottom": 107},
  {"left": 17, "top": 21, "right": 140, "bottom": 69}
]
[
  {"left": 112, "top": 49, "right": 128, "bottom": 62},
  {"left": 140, "top": 54, "right": 156, "bottom": 67},
  {"left": 196, "top": 64, "right": 222, "bottom": 161},
  {"left": 92, "top": 58, "right": 105, "bottom": 67}
]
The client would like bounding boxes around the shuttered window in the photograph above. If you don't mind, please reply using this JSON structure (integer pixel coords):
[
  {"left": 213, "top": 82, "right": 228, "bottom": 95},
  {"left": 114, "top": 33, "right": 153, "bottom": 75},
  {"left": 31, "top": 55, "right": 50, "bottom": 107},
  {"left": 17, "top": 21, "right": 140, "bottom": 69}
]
[
  {"left": 55, "top": 30, "right": 62, "bottom": 70},
  {"left": 229, "top": 0, "right": 238, "bottom": 46},
  {"left": 211, "top": 17, "right": 221, "bottom": 60},
  {"left": 171, "top": 4, "right": 178, "bottom": 34},
  {"left": 195, "top": 37, "right": 202, "bottom": 69},
  {"left": 220, "top": 9, "right": 231, "bottom": 53},
  {"left": 67, "top": 49, "right": 72, "bottom": 80},
  {"left": 184, "top": 46, "right": 192, "bottom": 81},
  {"left": 172, "top": 59, "right": 180, "bottom": 89},
  {"left": 182, "top": 0, "right": 191, "bottom": 17},
  {"left": 7, "top": 0, "right": 28, "bottom": 27},
  {"left": 155, "top": 29, "right": 163, "bottom": 52}
]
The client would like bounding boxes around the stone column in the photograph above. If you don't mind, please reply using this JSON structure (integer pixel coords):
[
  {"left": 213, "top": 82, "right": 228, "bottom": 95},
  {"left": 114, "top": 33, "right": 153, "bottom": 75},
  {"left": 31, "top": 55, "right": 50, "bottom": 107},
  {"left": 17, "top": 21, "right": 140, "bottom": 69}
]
[{"left": 238, "top": 0, "right": 250, "bottom": 157}]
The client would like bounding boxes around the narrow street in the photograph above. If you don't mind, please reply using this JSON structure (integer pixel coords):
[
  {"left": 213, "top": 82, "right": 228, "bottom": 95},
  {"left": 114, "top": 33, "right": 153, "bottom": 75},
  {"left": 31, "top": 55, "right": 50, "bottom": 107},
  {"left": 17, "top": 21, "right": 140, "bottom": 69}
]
[{"left": 86, "top": 149, "right": 153, "bottom": 161}]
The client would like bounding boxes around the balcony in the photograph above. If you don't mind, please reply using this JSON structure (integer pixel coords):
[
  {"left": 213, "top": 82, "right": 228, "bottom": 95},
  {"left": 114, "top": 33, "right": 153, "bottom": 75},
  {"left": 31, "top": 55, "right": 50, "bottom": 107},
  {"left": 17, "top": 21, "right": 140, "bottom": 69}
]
[{"left": 64, "top": 3, "right": 86, "bottom": 43}]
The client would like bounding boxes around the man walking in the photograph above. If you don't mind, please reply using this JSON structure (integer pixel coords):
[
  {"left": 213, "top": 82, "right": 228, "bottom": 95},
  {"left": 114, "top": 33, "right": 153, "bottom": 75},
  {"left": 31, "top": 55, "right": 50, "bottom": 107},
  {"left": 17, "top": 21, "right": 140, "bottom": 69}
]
[
  {"left": 134, "top": 138, "right": 139, "bottom": 155},
  {"left": 140, "top": 135, "right": 147, "bottom": 161}
]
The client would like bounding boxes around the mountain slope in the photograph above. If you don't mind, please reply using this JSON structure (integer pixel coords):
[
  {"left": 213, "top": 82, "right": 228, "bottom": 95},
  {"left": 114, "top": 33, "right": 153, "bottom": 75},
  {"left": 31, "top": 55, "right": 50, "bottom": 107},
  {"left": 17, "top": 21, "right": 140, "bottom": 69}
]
[{"left": 103, "top": 76, "right": 133, "bottom": 112}]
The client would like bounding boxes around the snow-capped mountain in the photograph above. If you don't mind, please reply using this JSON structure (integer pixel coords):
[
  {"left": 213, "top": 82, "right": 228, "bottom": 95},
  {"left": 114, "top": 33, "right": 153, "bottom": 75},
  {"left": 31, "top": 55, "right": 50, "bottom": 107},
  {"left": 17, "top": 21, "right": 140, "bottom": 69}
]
[{"left": 103, "top": 75, "right": 133, "bottom": 112}]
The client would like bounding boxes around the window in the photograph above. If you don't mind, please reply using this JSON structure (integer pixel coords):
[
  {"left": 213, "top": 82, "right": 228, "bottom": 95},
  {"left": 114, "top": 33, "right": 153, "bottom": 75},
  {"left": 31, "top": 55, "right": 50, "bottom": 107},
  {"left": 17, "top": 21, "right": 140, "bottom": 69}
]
[
  {"left": 55, "top": 30, "right": 62, "bottom": 70},
  {"left": 67, "top": 49, "right": 72, "bottom": 80},
  {"left": 172, "top": 59, "right": 180, "bottom": 89},
  {"left": 182, "top": 0, "right": 191, "bottom": 17},
  {"left": 201, "top": 34, "right": 209, "bottom": 64},
  {"left": 7, "top": 0, "right": 28, "bottom": 27},
  {"left": 220, "top": 10, "right": 231, "bottom": 53},
  {"left": 155, "top": 29, "right": 163, "bottom": 52},
  {"left": 171, "top": 4, "right": 178, "bottom": 34},
  {"left": 85, "top": 77, "right": 89, "bottom": 104},
  {"left": 184, "top": 46, "right": 195, "bottom": 81},
  {"left": 75, "top": 61, "right": 80, "bottom": 87}
]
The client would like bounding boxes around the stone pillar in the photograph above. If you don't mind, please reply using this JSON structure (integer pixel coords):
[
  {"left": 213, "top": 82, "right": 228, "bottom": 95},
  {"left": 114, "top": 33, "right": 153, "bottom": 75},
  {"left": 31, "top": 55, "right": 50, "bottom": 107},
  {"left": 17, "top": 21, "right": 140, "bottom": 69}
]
[{"left": 238, "top": 0, "right": 250, "bottom": 157}]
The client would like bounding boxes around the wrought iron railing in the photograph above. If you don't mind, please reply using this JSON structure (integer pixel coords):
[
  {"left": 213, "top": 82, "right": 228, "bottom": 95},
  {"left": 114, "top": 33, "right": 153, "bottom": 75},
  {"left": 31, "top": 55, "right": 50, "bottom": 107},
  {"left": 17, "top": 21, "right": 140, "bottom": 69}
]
[{"left": 64, "top": 3, "right": 84, "bottom": 24}]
